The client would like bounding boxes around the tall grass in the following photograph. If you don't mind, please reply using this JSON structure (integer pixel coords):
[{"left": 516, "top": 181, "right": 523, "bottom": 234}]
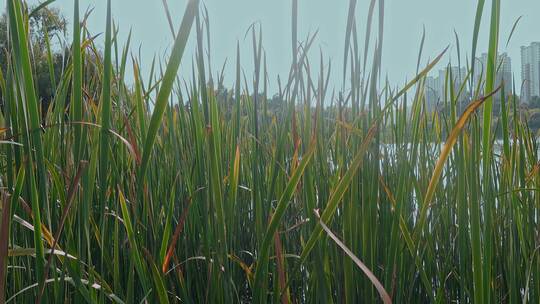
[{"left": 0, "top": 0, "right": 538, "bottom": 302}]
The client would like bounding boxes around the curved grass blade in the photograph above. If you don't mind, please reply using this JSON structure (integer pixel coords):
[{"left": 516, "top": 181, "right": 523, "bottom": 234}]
[
  {"left": 138, "top": 0, "right": 198, "bottom": 182},
  {"left": 470, "top": 0, "right": 485, "bottom": 92},
  {"left": 314, "top": 210, "right": 392, "bottom": 304},
  {"left": 505, "top": 15, "right": 522, "bottom": 48},
  {"left": 252, "top": 137, "right": 317, "bottom": 303},
  {"left": 298, "top": 123, "right": 377, "bottom": 263},
  {"left": 29, "top": 0, "right": 56, "bottom": 18},
  {"left": 6, "top": 277, "right": 125, "bottom": 304},
  {"left": 162, "top": 196, "right": 192, "bottom": 273},
  {"left": 415, "top": 86, "right": 501, "bottom": 237}
]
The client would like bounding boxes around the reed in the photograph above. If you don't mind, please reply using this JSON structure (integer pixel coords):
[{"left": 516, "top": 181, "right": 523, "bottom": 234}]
[{"left": 0, "top": 0, "right": 537, "bottom": 302}]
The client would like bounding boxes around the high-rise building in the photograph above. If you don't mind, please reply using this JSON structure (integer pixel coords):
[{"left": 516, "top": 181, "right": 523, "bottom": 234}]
[
  {"left": 473, "top": 52, "right": 512, "bottom": 95},
  {"left": 521, "top": 42, "right": 540, "bottom": 103},
  {"left": 425, "top": 76, "right": 439, "bottom": 112},
  {"left": 498, "top": 53, "right": 513, "bottom": 93},
  {"left": 424, "top": 66, "right": 467, "bottom": 113}
]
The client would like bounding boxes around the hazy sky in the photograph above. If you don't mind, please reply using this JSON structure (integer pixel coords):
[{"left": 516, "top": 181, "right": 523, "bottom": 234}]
[{"left": 2, "top": 0, "right": 540, "bottom": 95}]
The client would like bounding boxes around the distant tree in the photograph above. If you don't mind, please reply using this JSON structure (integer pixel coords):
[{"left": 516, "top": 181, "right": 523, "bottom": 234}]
[
  {"left": 28, "top": 6, "right": 67, "bottom": 50},
  {"left": 0, "top": 6, "right": 67, "bottom": 106}
]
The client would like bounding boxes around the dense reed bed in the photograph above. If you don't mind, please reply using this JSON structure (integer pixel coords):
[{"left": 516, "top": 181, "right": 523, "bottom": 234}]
[{"left": 0, "top": 0, "right": 538, "bottom": 302}]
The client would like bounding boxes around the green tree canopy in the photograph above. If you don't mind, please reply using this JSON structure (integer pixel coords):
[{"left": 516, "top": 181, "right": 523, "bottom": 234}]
[{"left": 0, "top": 5, "right": 67, "bottom": 105}]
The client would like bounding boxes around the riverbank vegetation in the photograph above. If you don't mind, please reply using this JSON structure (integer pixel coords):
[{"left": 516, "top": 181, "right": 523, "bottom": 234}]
[{"left": 0, "top": 0, "right": 538, "bottom": 302}]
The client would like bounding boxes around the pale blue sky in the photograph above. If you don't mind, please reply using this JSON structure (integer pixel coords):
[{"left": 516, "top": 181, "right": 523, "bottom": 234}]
[{"left": 2, "top": 0, "right": 540, "bottom": 95}]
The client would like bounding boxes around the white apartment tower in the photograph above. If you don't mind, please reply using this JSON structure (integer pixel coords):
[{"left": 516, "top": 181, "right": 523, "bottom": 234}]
[
  {"left": 521, "top": 42, "right": 540, "bottom": 103},
  {"left": 424, "top": 66, "right": 467, "bottom": 113},
  {"left": 473, "top": 52, "right": 512, "bottom": 95}
]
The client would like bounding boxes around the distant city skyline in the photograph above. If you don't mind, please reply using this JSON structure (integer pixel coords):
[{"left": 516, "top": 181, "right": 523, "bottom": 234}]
[
  {"left": 1, "top": 0, "right": 539, "bottom": 98},
  {"left": 424, "top": 43, "right": 540, "bottom": 111}
]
